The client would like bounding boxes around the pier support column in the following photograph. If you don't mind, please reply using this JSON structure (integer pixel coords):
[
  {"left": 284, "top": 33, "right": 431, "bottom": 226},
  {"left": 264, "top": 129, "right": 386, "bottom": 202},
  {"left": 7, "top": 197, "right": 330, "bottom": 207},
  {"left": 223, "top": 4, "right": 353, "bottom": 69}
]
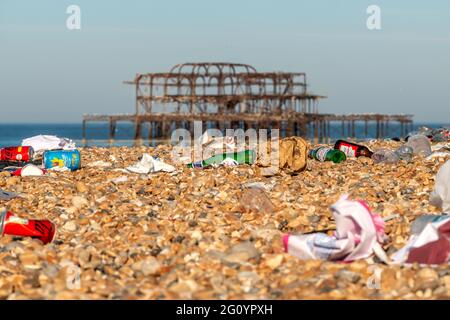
[
  {"left": 82, "top": 120, "right": 87, "bottom": 147},
  {"left": 109, "top": 119, "right": 116, "bottom": 146}
]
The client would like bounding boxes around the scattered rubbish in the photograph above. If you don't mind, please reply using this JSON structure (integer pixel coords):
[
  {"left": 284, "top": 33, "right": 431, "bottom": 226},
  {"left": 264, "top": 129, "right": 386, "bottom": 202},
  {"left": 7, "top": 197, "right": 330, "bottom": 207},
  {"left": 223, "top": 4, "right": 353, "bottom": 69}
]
[
  {"left": 187, "top": 150, "right": 255, "bottom": 168},
  {"left": 411, "top": 126, "right": 450, "bottom": 143},
  {"left": 43, "top": 150, "right": 81, "bottom": 171},
  {"left": 309, "top": 147, "right": 346, "bottom": 163},
  {"left": 0, "top": 189, "right": 19, "bottom": 201},
  {"left": 21, "top": 135, "right": 76, "bottom": 153},
  {"left": 371, "top": 149, "right": 399, "bottom": 164},
  {"left": 410, "top": 215, "right": 450, "bottom": 235},
  {"left": 283, "top": 195, "right": 388, "bottom": 262},
  {"left": 278, "top": 137, "right": 308, "bottom": 173},
  {"left": 372, "top": 145, "right": 413, "bottom": 164},
  {"left": 405, "top": 134, "right": 432, "bottom": 157},
  {"left": 0, "top": 146, "right": 34, "bottom": 162},
  {"left": 429, "top": 160, "right": 450, "bottom": 213},
  {"left": 239, "top": 188, "right": 275, "bottom": 215},
  {"left": 11, "top": 164, "right": 46, "bottom": 177},
  {"left": 426, "top": 152, "right": 450, "bottom": 160},
  {"left": 334, "top": 140, "right": 373, "bottom": 158},
  {"left": 0, "top": 160, "right": 32, "bottom": 171},
  {"left": 0, "top": 209, "right": 56, "bottom": 244},
  {"left": 428, "top": 127, "right": 450, "bottom": 142},
  {"left": 126, "top": 154, "right": 175, "bottom": 173},
  {"left": 395, "top": 145, "right": 414, "bottom": 161},
  {"left": 392, "top": 215, "right": 450, "bottom": 265}
]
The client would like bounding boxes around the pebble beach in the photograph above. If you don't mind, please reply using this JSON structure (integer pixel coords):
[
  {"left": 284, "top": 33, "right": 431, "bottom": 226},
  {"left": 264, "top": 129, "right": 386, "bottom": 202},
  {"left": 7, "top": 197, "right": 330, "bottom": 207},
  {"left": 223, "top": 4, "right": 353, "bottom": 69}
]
[{"left": 0, "top": 140, "right": 449, "bottom": 300}]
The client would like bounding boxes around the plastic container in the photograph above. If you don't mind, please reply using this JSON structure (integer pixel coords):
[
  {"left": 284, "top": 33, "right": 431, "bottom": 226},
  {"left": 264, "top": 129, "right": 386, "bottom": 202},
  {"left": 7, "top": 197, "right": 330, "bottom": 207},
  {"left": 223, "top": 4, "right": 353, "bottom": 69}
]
[
  {"left": 394, "top": 145, "right": 414, "bottom": 162},
  {"left": 371, "top": 149, "right": 400, "bottom": 164},
  {"left": 405, "top": 134, "right": 432, "bottom": 157}
]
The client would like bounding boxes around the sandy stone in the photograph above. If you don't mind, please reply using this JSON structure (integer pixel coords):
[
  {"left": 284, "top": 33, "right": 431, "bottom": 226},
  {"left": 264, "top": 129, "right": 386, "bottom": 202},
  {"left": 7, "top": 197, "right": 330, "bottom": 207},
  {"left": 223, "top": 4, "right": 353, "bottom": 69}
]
[
  {"left": 75, "top": 182, "right": 88, "bottom": 193},
  {"left": 63, "top": 221, "right": 77, "bottom": 232},
  {"left": 71, "top": 196, "right": 88, "bottom": 209}
]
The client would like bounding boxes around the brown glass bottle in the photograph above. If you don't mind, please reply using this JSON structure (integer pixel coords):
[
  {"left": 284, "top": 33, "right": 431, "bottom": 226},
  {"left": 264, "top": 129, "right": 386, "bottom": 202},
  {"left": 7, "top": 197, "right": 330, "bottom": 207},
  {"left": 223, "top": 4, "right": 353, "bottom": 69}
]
[{"left": 334, "top": 140, "right": 373, "bottom": 158}]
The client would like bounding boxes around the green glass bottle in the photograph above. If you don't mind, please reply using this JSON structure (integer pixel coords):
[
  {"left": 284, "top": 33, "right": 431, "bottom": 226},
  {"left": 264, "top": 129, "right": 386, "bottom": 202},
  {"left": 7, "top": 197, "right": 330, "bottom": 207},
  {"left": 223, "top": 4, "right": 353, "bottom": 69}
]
[
  {"left": 309, "top": 147, "right": 346, "bottom": 164},
  {"left": 187, "top": 150, "right": 256, "bottom": 168}
]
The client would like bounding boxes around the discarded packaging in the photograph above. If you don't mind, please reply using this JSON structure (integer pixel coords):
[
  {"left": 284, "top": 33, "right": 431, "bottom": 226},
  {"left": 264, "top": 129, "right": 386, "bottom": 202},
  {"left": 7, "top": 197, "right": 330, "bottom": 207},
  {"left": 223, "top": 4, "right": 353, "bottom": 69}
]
[
  {"left": 405, "top": 134, "right": 432, "bottom": 157},
  {"left": 126, "top": 154, "right": 175, "bottom": 173},
  {"left": 392, "top": 215, "right": 450, "bottom": 265},
  {"left": 22, "top": 135, "right": 76, "bottom": 153},
  {"left": 0, "top": 146, "right": 34, "bottom": 162},
  {"left": 11, "top": 164, "right": 46, "bottom": 177},
  {"left": 0, "top": 209, "right": 56, "bottom": 245},
  {"left": 43, "top": 149, "right": 81, "bottom": 171},
  {"left": 283, "top": 195, "right": 387, "bottom": 262}
]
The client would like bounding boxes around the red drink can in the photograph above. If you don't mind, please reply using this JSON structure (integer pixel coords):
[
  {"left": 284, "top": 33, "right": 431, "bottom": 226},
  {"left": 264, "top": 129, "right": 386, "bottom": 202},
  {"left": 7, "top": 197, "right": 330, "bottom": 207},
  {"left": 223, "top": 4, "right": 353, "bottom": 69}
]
[
  {"left": 0, "top": 209, "right": 56, "bottom": 244},
  {"left": 0, "top": 146, "right": 34, "bottom": 162}
]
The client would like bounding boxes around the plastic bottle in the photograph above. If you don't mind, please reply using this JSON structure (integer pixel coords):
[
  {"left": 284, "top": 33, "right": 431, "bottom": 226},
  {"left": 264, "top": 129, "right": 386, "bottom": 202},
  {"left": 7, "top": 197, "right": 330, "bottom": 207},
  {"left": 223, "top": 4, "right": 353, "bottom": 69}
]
[
  {"left": 405, "top": 134, "right": 432, "bottom": 157},
  {"left": 309, "top": 147, "right": 346, "bottom": 163},
  {"left": 394, "top": 145, "right": 414, "bottom": 162},
  {"left": 187, "top": 149, "right": 256, "bottom": 168},
  {"left": 334, "top": 140, "right": 373, "bottom": 158},
  {"left": 371, "top": 149, "right": 400, "bottom": 164},
  {"left": 410, "top": 215, "right": 450, "bottom": 235}
]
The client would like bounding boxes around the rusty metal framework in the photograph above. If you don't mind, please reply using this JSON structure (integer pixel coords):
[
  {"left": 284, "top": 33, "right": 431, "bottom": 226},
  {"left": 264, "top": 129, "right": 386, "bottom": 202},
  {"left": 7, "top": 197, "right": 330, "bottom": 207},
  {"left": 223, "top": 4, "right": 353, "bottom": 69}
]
[
  {"left": 124, "top": 62, "right": 324, "bottom": 115},
  {"left": 82, "top": 62, "right": 414, "bottom": 144}
]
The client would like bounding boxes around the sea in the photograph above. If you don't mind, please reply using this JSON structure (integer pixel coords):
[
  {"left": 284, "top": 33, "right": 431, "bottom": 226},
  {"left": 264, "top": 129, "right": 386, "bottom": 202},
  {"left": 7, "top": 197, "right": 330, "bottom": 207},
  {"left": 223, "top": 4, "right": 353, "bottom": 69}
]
[{"left": 0, "top": 122, "right": 448, "bottom": 148}]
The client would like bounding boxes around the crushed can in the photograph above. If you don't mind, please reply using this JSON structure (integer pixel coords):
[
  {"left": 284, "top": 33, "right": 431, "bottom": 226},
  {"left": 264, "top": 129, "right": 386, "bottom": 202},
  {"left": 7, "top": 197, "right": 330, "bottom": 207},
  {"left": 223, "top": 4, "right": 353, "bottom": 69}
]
[
  {"left": 0, "top": 209, "right": 56, "bottom": 245},
  {"left": 43, "top": 149, "right": 81, "bottom": 171},
  {"left": 0, "top": 146, "right": 34, "bottom": 162}
]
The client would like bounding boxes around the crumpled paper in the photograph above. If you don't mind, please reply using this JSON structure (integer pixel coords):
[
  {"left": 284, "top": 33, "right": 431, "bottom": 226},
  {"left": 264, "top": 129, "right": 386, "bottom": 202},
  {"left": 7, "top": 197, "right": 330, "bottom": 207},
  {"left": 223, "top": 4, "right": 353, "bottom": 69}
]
[
  {"left": 283, "top": 195, "right": 388, "bottom": 262},
  {"left": 126, "top": 154, "right": 175, "bottom": 174},
  {"left": 22, "top": 135, "right": 76, "bottom": 153}
]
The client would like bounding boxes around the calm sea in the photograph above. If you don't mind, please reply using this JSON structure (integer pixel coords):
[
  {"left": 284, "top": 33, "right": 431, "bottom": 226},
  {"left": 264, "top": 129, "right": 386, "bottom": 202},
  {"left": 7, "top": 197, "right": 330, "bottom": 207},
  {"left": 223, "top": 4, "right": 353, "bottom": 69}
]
[{"left": 0, "top": 122, "right": 448, "bottom": 148}]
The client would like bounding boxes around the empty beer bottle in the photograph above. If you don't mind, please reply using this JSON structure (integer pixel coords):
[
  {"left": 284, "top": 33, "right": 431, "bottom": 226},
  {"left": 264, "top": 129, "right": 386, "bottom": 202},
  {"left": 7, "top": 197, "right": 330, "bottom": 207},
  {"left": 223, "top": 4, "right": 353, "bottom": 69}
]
[
  {"left": 309, "top": 147, "right": 346, "bottom": 163},
  {"left": 334, "top": 140, "right": 373, "bottom": 158},
  {"left": 187, "top": 150, "right": 256, "bottom": 168}
]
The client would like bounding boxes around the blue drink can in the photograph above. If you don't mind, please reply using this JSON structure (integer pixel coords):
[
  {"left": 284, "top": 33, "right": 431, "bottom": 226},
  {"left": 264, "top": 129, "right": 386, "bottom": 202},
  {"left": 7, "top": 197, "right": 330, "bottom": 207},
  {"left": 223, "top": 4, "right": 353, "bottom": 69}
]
[{"left": 43, "top": 150, "right": 81, "bottom": 171}]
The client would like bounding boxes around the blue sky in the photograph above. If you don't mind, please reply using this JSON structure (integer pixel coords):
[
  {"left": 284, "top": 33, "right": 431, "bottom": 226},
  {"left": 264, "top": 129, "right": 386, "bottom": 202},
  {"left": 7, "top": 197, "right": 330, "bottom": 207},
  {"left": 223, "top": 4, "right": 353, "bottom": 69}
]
[{"left": 0, "top": 0, "right": 449, "bottom": 123}]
